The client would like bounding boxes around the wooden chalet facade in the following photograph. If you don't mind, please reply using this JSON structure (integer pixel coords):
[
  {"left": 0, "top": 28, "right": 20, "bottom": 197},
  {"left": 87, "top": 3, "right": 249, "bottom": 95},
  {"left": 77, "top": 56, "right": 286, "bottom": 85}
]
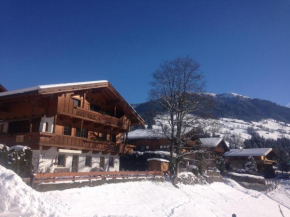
[
  {"left": 127, "top": 129, "right": 229, "bottom": 171},
  {"left": 127, "top": 129, "right": 169, "bottom": 151},
  {"left": 224, "top": 148, "right": 277, "bottom": 177},
  {"left": 0, "top": 81, "right": 144, "bottom": 173}
]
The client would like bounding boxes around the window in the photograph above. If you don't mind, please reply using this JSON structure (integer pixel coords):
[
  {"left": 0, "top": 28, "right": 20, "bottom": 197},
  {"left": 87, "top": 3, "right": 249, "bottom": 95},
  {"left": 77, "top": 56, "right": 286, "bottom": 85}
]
[
  {"left": 109, "top": 157, "right": 114, "bottom": 167},
  {"left": 111, "top": 134, "right": 116, "bottom": 142},
  {"left": 63, "top": 126, "right": 72, "bottom": 135},
  {"left": 81, "top": 129, "right": 88, "bottom": 138},
  {"left": 57, "top": 154, "right": 65, "bottom": 167},
  {"left": 75, "top": 128, "right": 81, "bottom": 137},
  {"left": 85, "top": 156, "right": 92, "bottom": 167},
  {"left": 102, "top": 133, "right": 107, "bottom": 141},
  {"left": 100, "top": 156, "right": 105, "bottom": 170},
  {"left": 0, "top": 124, "right": 4, "bottom": 133},
  {"left": 90, "top": 104, "right": 100, "bottom": 112},
  {"left": 146, "top": 146, "right": 149, "bottom": 150},
  {"left": 72, "top": 98, "right": 81, "bottom": 107}
]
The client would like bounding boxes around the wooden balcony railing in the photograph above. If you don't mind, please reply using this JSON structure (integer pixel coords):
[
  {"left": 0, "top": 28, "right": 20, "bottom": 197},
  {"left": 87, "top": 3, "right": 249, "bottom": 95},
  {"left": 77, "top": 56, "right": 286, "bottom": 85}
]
[
  {"left": 58, "top": 106, "right": 130, "bottom": 130},
  {"left": 0, "top": 132, "right": 120, "bottom": 153},
  {"left": 214, "top": 147, "right": 225, "bottom": 153},
  {"left": 33, "top": 170, "right": 165, "bottom": 184}
]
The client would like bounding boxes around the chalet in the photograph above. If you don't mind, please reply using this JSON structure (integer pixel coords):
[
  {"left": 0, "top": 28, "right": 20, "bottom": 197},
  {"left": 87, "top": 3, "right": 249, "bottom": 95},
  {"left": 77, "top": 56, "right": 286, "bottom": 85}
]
[
  {"left": 0, "top": 81, "right": 144, "bottom": 173},
  {"left": 127, "top": 129, "right": 169, "bottom": 151},
  {"left": 0, "top": 84, "right": 7, "bottom": 93},
  {"left": 224, "top": 148, "right": 277, "bottom": 177},
  {"left": 199, "top": 138, "right": 229, "bottom": 156}
]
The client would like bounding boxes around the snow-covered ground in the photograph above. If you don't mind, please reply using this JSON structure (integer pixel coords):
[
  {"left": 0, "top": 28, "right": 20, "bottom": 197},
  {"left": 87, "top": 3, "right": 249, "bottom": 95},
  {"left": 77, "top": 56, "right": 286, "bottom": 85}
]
[
  {"left": 2, "top": 165, "right": 290, "bottom": 217},
  {"left": 267, "top": 179, "right": 290, "bottom": 210},
  {"left": 152, "top": 112, "right": 290, "bottom": 143},
  {"left": 217, "top": 118, "right": 290, "bottom": 141},
  {"left": 47, "top": 179, "right": 290, "bottom": 217}
]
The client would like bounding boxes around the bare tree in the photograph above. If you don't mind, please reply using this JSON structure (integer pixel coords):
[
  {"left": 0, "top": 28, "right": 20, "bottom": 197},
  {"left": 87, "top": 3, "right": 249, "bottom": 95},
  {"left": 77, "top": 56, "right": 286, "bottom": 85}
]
[{"left": 149, "top": 56, "right": 206, "bottom": 185}]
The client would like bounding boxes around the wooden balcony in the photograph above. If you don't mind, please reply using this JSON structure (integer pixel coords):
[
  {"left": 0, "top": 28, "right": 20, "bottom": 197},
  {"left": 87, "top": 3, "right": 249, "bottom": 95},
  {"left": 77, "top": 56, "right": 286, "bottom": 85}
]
[
  {"left": 58, "top": 106, "right": 130, "bottom": 131},
  {"left": 0, "top": 132, "right": 120, "bottom": 153},
  {"left": 214, "top": 147, "right": 225, "bottom": 153}
]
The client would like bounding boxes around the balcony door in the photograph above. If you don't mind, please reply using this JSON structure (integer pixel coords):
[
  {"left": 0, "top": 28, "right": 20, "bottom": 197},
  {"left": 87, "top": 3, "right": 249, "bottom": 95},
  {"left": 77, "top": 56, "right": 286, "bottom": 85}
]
[{"left": 71, "top": 155, "right": 79, "bottom": 172}]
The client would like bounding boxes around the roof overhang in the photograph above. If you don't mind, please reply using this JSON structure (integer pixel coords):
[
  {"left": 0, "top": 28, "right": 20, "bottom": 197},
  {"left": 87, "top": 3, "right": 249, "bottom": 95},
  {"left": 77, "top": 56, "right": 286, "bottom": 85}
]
[{"left": 0, "top": 81, "right": 145, "bottom": 126}]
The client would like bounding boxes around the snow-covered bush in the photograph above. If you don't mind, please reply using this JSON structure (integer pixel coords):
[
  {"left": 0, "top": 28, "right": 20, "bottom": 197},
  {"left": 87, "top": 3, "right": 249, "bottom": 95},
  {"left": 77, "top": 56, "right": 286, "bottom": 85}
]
[
  {"left": 244, "top": 156, "right": 257, "bottom": 175},
  {"left": 215, "top": 156, "right": 225, "bottom": 173},
  {"left": 0, "top": 145, "right": 33, "bottom": 178},
  {"left": 187, "top": 165, "right": 199, "bottom": 175},
  {"left": 178, "top": 172, "right": 198, "bottom": 185}
]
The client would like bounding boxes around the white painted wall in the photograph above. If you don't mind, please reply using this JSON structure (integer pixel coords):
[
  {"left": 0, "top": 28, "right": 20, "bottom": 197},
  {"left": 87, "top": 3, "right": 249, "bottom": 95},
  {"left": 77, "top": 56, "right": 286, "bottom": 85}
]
[
  {"left": 32, "top": 147, "right": 58, "bottom": 173},
  {"left": 39, "top": 115, "right": 54, "bottom": 133},
  {"left": 32, "top": 147, "right": 120, "bottom": 173},
  {"left": 0, "top": 122, "right": 8, "bottom": 133}
]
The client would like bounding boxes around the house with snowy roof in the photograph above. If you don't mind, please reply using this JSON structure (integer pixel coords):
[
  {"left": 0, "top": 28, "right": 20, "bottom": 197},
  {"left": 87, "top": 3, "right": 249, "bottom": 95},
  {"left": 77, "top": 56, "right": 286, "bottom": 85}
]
[
  {"left": 0, "top": 81, "right": 144, "bottom": 173},
  {"left": 127, "top": 129, "right": 169, "bottom": 152},
  {"left": 224, "top": 148, "right": 277, "bottom": 177},
  {"left": 199, "top": 137, "right": 229, "bottom": 155}
]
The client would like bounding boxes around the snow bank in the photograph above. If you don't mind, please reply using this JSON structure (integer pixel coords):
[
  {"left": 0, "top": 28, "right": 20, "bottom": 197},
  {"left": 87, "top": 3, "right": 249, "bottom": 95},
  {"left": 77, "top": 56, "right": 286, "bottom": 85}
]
[
  {"left": 0, "top": 165, "right": 62, "bottom": 217},
  {"left": 229, "top": 172, "right": 265, "bottom": 180},
  {"left": 177, "top": 172, "right": 200, "bottom": 185},
  {"left": 227, "top": 172, "right": 265, "bottom": 185}
]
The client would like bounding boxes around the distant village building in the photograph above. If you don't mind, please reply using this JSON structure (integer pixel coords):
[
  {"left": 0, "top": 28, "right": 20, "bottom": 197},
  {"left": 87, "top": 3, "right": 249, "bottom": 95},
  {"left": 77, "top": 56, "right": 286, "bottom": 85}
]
[
  {"left": 199, "top": 138, "right": 230, "bottom": 156},
  {"left": 0, "top": 81, "right": 144, "bottom": 173},
  {"left": 126, "top": 128, "right": 229, "bottom": 171},
  {"left": 224, "top": 148, "right": 277, "bottom": 177},
  {"left": 127, "top": 129, "right": 169, "bottom": 151}
]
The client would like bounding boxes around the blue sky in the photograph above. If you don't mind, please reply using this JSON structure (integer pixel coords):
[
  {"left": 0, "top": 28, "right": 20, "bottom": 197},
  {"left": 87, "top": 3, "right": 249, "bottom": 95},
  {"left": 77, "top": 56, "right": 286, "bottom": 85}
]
[{"left": 0, "top": 0, "right": 289, "bottom": 106}]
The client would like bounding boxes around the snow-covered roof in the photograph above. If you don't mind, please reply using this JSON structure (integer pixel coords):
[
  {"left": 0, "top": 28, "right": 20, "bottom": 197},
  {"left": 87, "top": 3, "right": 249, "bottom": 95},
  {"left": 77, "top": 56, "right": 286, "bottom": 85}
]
[
  {"left": 199, "top": 137, "right": 225, "bottom": 148},
  {"left": 224, "top": 148, "right": 274, "bottom": 157},
  {"left": 9, "top": 145, "right": 30, "bottom": 152},
  {"left": 147, "top": 158, "right": 170, "bottom": 163},
  {"left": 128, "top": 129, "right": 166, "bottom": 140},
  {"left": 0, "top": 80, "right": 108, "bottom": 97}
]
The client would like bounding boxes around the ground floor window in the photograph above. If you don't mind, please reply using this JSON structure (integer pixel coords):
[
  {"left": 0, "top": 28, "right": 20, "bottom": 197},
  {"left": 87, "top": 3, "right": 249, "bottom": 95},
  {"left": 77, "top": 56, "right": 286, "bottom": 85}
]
[
  {"left": 85, "top": 156, "right": 92, "bottom": 167},
  {"left": 100, "top": 156, "right": 105, "bottom": 170},
  {"left": 109, "top": 157, "right": 114, "bottom": 167},
  {"left": 57, "top": 154, "right": 66, "bottom": 167}
]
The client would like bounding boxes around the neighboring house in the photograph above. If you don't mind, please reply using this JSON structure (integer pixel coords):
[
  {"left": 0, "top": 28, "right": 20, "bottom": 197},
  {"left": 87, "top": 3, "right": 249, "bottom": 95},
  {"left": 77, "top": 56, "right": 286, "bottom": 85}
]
[
  {"left": 199, "top": 138, "right": 230, "bottom": 156},
  {"left": 0, "top": 81, "right": 144, "bottom": 173},
  {"left": 0, "top": 84, "right": 7, "bottom": 93},
  {"left": 224, "top": 148, "right": 277, "bottom": 177},
  {"left": 184, "top": 137, "right": 229, "bottom": 170},
  {"left": 127, "top": 128, "right": 229, "bottom": 171},
  {"left": 127, "top": 129, "right": 169, "bottom": 151}
]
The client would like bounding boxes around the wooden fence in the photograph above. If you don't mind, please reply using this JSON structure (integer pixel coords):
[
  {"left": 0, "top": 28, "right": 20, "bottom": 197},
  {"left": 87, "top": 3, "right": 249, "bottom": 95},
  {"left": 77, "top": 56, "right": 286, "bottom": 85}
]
[{"left": 33, "top": 170, "right": 164, "bottom": 184}]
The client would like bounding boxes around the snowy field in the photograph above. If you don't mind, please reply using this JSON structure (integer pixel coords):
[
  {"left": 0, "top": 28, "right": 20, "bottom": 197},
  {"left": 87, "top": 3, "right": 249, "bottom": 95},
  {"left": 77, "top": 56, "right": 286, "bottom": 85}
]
[{"left": 1, "top": 166, "right": 290, "bottom": 217}]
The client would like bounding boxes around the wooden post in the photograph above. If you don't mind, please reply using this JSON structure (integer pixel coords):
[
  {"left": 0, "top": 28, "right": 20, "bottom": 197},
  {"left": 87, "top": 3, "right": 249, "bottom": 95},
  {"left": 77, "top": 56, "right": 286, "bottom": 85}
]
[
  {"left": 114, "top": 105, "right": 117, "bottom": 117},
  {"left": 53, "top": 115, "right": 57, "bottom": 133},
  {"left": 82, "top": 92, "right": 86, "bottom": 109},
  {"left": 80, "top": 120, "right": 83, "bottom": 133}
]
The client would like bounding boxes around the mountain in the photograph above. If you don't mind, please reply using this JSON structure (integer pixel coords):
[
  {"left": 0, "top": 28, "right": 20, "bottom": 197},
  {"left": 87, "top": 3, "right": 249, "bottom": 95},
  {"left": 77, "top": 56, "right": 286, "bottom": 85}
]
[{"left": 133, "top": 93, "right": 290, "bottom": 124}]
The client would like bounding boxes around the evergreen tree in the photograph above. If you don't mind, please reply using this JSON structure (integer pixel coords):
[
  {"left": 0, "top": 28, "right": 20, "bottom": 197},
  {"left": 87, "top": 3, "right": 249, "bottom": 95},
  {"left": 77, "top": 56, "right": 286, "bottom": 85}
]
[
  {"left": 244, "top": 156, "right": 257, "bottom": 174},
  {"left": 277, "top": 148, "right": 289, "bottom": 173},
  {"left": 216, "top": 156, "right": 225, "bottom": 173}
]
